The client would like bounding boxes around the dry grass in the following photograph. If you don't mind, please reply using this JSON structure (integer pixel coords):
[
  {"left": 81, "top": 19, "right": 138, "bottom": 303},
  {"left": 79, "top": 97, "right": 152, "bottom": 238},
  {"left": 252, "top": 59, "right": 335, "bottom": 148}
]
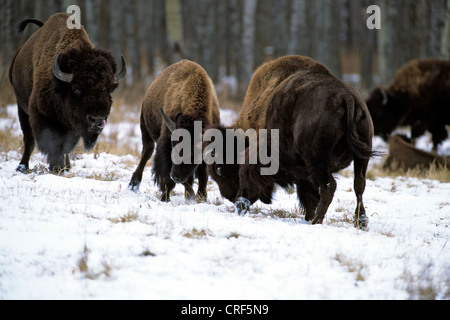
[{"left": 367, "top": 160, "right": 450, "bottom": 183}]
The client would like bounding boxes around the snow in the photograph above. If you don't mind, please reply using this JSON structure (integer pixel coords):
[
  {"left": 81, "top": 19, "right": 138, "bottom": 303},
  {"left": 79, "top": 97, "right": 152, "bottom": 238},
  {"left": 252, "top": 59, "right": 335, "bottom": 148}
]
[{"left": 0, "top": 104, "right": 449, "bottom": 300}]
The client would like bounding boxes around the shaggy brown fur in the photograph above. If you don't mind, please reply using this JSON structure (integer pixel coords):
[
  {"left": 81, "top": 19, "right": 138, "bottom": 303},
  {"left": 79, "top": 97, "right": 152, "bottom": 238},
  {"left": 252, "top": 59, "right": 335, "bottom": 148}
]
[
  {"left": 129, "top": 59, "right": 220, "bottom": 202},
  {"left": 9, "top": 13, "right": 125, "bottom": 173},
  {"left": 366, "top": 58, "right": 450, "bottom": 151},
  {"left": 384, "top": 135, "right": 450, "bottom": 171},
  {"left": 206, "top": 55, "right": 375, "bottom": 228}
]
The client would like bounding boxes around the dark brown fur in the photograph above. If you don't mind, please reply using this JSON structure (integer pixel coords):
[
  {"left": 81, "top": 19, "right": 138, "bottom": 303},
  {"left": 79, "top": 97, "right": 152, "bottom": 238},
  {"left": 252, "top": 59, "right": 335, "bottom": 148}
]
[
  {"left": 206, "top": 56, "right": 375, "bottom": 228},
  {"left": 9, "top": 13, "right": 125, "bottom": 173},
  {"left": 129, "top": 59, "right": 220, "bottom": 202},
  {"left": 366, "top": 59, "right": 450, "bottom": 151},
  {"left": 384, "top": 135, "right": 450, "bottom": 170}
]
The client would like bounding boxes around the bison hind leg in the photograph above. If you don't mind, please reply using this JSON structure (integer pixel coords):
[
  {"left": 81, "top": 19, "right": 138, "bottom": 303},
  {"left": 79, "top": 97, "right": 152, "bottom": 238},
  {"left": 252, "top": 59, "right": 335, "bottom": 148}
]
[{"left": 353, "top": 157, "right": 369, "bottom": 230}]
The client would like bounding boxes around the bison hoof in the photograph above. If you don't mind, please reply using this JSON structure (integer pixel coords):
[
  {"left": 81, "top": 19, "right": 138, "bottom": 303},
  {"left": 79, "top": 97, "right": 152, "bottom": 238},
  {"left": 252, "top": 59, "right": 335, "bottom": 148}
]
[
  {"left": 16, "top": 164, "right": 28, "bottom": 173},
  {"left": 128, "top": 182, "right": 140, "bottom": 192},
  {"left": 354, "top": 214, "right": 368, "bottom": 230},
  {"left": 185, "top": 192, "right": 196, "bottom": 202},
  {"left": 311, "top": 215, "right": 324, "bottom": 225},
  {"left": 235, "top": 197, "right": 251, "bottom": 216}
]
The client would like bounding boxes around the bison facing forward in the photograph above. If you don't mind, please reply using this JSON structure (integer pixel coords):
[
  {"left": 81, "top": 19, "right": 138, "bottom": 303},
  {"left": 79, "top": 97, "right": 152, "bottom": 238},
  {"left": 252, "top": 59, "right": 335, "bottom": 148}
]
[
  {"left": 9, "top": 13, "right": 126, "bottom": 173},
  {"left": 129, "top": 59, "right": 220, "bottom": 202},
  {"left": 205, "top": 56, "right": 375, "bottom": 228},
  {"left": 366, "top": 58, "right": 450, "bottom": 152}
]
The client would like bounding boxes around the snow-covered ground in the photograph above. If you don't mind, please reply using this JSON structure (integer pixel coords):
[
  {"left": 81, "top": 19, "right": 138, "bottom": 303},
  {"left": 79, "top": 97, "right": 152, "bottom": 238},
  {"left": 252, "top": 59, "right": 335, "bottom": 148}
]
[{"left": 0, "top": 104, "right": 449, "bottom": 300}]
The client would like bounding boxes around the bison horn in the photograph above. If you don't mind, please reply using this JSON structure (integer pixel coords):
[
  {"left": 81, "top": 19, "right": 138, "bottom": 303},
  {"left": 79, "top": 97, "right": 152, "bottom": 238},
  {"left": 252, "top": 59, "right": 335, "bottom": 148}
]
[
  {"left": 114, "top": 55, "right": 127, "bottom": 84},
  {"left": 159, "top": 107, "right": 177, "bottom": 133},
  {"left": 380, "top": 88, "right": 388, "bottom": 106},
  {"left": 53, "top": 53, "right": 73, "bottom": 83}
]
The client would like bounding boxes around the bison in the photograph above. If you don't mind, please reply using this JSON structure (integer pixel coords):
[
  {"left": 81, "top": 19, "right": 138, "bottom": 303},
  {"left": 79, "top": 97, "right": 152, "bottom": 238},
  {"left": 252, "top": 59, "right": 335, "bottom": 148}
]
[
  {"left": 9, "top": 13, "right": 126, "bottom": 173},
  {"left": 204, "top": 55, "right": 375, "bottom": 229},
  {"left": 128, "top": 59, "right": 220, "bottom": 202},
  {"left": 384, "top": 135, "right": 450, "bottom": 171},
  {"left": 366, "top": 58, "right": 450, "bottom": 152}
]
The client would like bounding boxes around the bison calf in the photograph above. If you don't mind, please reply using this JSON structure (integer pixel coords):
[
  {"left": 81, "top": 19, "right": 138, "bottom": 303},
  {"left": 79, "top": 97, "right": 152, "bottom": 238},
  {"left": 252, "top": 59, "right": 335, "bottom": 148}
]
[
  {"left": 384, "top": 135, "right": 450, "bottom": 171},
  {"left": 9, "top": 13, "right": 126, "bottom": 173},
  {"left": 366, "top": 58, "right": 450, "bottom": 152},
  {"left": 129, "top": 59, "right": 220, "bottom": 202},
  {"left": 205, "top": 56, "right": 375, "bottom": 229}
]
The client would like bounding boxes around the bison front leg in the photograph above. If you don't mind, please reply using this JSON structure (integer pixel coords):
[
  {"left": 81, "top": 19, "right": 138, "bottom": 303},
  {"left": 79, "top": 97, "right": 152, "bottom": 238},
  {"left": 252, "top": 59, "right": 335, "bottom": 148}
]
[
  {"left": 34, "top": 128, "right": 66, "bottom": 173},
  {"left": 16, "top": 105, "right": 35, "bottom": 173},
  {"left": 311, "top": 176, "right": 337, "bottom": 225},
  {"left": 296, "top": 179, "right": 320, "bottom": 222},
  {"left": 195, "top": 163, "right": 208, "bottom": 202}
]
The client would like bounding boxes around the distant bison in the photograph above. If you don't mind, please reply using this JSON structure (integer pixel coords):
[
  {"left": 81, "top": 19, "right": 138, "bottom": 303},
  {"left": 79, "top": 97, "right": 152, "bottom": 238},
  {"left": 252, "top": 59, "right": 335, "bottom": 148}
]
[
  {"left": 129, "top": 59, "right": 220, "bottom": 202},
  {"left": 366, "top": 58, "right": 450, "bottom": 152},
  {"left": 384, "top": 135, "right": 450, "bottom": 171},
  {"left": 9, "top": 13, "right": 126, "bottom": 173},
  {"left": 204, "top": 56, "right": 375, "bottom": 228}
]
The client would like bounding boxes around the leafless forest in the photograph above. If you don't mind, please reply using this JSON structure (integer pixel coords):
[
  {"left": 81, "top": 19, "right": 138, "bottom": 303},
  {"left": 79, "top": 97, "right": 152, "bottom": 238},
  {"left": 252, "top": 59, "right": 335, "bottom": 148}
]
[{"left": 1, "top": 0, "right": 449, "bottom": 105}]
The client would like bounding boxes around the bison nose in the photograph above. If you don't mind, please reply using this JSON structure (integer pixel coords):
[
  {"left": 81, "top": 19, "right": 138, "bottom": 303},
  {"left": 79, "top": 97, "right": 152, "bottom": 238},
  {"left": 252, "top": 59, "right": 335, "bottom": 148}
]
[{"left": 87, "top": 115, "right": 107, "bottom": 129}]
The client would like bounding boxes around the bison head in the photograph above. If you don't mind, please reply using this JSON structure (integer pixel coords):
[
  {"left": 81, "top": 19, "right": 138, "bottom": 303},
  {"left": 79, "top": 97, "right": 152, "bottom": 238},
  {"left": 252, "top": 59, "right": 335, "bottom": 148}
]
[
  {"left": 160, "top": 108, "right": 204, "bottom": 185},
  {"left": 203, "top": 125, "right": 241, "bottom": 203},
  {"left": 52, "top": 46, "right": 126, "bottom": 150},
  {"left": 366, "top": 87, "right": 403, "bottom": 141}
]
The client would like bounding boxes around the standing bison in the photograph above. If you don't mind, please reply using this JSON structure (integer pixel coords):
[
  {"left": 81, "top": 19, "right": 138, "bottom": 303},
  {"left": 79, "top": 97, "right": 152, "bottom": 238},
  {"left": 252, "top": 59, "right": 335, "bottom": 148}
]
[
  {"left": 9, "top": 13, "right": 126, "bottom": 173},
  {"left": 204, "top": 56, "right": 375, "bottom": 229},
  {"left": 128, "top": 59, "right": 220, "bottom": 202},
  {"left": 366, "top": 59, "right": 450, "bottom": 151}
]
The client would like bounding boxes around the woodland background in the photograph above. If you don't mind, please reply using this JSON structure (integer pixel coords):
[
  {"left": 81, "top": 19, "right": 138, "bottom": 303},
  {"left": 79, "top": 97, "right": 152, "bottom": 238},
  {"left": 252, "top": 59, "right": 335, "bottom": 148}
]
[{"left": 1, "top": 0, "right": 450, "bottom": 106}]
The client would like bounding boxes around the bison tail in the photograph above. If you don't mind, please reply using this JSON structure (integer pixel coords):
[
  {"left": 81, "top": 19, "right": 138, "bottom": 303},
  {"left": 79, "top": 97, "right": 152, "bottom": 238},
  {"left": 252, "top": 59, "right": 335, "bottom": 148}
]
[
  {"left": 345, "top": 96, "right": 374, "bottom": 160},
  {"left": 16, "top": 18, "right": 44, "bottom": 34}
]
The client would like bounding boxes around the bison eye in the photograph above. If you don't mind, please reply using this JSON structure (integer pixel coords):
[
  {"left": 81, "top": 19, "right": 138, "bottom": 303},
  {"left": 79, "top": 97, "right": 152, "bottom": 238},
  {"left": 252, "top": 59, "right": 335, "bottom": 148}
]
[
  {"left": 215, "top": 165, "right": 223, "bottom": 177},
  {"left": 73, "top": 88, "right": 82, "bottom": 97}
]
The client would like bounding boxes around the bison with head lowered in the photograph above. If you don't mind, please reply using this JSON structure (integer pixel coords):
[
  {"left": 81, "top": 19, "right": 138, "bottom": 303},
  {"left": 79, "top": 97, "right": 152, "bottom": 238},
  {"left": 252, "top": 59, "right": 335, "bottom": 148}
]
[
  {"left": 9, "top": 13, "right": 126, "bottom": 173},
  {"left": 204, "top": 56, "right": 375, "bottom": 229}
]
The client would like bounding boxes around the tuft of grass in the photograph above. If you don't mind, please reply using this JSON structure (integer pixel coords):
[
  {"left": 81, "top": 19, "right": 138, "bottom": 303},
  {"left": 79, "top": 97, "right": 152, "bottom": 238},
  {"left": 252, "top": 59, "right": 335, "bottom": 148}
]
[
  {"left": 401, "top": 263, "right": 450, "bottom": 300},
  {"left": 109, "top": 210, "right": 140, "bottom": 224},
  {"left": 86, "top": 171, "right": 120, "bottom": 182},
  {"left": 76, "top": 245, "right": 113, "bottom": 280},
  {"left": 368, "top": 160, "right": 450, "bottom": 183},
  {"left": 183, "top": 228, "right": 213, "bottom": 239},
  {"left": 334, "top": 253, "right": 366, "bottom": 282},
  {"left": 226, "top": 232, "right": 241, "bottom": 239}
]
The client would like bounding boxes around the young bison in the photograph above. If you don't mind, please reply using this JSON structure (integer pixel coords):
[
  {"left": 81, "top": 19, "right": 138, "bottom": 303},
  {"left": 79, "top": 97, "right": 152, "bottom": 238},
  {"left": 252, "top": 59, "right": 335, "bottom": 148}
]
[
  {"left": 129, "top": 59, "right": 220, "bottom": 202},
  {"left": 384, "top": 135, "right": 450, "bottom": 171}
]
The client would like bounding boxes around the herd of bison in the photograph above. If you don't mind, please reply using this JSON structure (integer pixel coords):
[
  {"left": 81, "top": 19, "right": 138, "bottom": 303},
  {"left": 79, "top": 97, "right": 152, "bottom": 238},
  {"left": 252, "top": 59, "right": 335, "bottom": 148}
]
[{"left": 7, "top": 13, "right": 450, "bottom": 230}]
